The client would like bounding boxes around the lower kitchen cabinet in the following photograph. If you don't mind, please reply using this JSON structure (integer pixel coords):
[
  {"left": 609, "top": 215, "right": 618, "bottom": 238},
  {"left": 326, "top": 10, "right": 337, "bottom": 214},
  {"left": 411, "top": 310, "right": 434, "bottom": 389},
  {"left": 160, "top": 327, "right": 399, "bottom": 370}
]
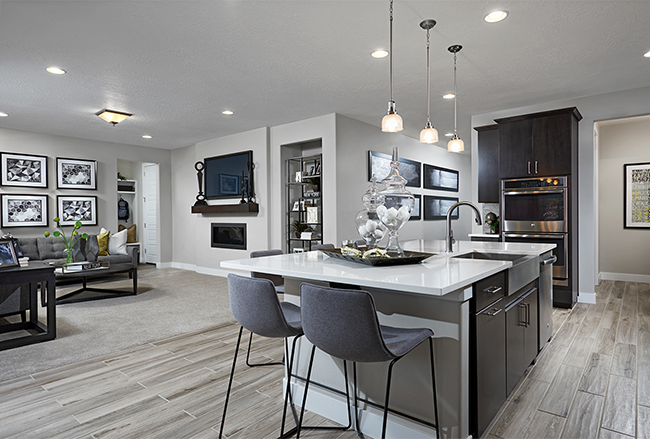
[{"left": 505, "top": 285, "right": 538, "bottom": 395}]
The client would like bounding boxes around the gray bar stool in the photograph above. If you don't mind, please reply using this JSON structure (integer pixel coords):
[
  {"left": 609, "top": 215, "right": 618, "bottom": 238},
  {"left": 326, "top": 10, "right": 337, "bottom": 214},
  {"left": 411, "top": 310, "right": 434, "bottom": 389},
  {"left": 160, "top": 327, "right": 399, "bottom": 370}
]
[
  {"left": 220, "top": 274, "right": 351, "bottom": 439},
  {"left": 311, "top": 243, "right": 335, "bottom": 250},
  {"left": 297, "top": 283, "right": 440, "bottom": 439},
  {"left": 247, "top": 249, "right": 285, "bottom": 367}
]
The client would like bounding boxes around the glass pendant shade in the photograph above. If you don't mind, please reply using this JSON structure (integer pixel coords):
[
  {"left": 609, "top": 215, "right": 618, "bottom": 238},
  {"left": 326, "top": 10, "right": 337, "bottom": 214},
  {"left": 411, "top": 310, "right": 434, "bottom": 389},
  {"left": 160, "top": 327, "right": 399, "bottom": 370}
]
[
  {"left": 447, "top": 135, "right": 464, "bottom": 153},
  {"left": 420, "top": 122, "right": 439, "bottom": 143},
  {"left": 382, "top": 102, "right": 403, "bottom": 132}
]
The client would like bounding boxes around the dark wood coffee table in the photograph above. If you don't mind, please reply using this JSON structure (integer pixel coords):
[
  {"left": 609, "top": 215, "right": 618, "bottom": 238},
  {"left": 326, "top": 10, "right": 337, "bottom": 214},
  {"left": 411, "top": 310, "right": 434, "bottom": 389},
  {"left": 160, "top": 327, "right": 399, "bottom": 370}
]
[{"left": 55, "top": 262, "right": 137, "bottom": 305}]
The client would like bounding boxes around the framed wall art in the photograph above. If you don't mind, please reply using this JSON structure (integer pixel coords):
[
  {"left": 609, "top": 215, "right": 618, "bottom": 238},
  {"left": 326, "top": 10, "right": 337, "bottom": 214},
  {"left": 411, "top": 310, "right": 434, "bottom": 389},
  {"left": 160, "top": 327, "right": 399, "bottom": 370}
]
[
  {"left": 1, "top": 152, "right": 48, "bottom": 188},
  {"left": 410, "top": 194, "right": 421, "bottom": 221},
  {"left": 423, "top": 164, "right": 459, "bottom": 192},
  {"left": 624, "top": 162, "right": 650, "bottom": 229},
  {"left": 57, "top": 195, "right": 97, "bottom": 226},
  {"left": 1, "top": 194, "right": 48, "bottom": 227},
  {"left": 367, "top": 151, "right": 421, "bottom": 188},
  {"left": 219, "top": 174, "right": 240, "bottom": 195},
  {"left": 423, "top": 195, "right": 459, "bottom": 220},
  {"left": 0, "top": 239, "right": 19, "bottom": 270},
  {"left": 56, "top": 157, "right": 97, "bottom": 190}
]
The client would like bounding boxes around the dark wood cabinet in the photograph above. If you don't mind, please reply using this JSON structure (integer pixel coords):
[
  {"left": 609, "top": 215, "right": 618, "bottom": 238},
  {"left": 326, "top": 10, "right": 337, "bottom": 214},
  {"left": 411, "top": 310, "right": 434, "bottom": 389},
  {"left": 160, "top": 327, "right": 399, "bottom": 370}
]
[
  {"left": 505, "top": 286, "right": 538, "bottom": 395},
  {"left": 496, "top": 108, "right": 582, "bottom": 179},
  {"left": 475, "top": 124, "right": 500, "bottom": 203}
]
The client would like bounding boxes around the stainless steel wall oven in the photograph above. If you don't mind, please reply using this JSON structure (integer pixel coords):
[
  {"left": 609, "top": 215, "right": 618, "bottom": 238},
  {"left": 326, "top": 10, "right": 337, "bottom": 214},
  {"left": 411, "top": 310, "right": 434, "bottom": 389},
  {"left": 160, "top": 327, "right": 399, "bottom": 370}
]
[{"left": 501, "top": 177, "right": 569, "bottom": 286}]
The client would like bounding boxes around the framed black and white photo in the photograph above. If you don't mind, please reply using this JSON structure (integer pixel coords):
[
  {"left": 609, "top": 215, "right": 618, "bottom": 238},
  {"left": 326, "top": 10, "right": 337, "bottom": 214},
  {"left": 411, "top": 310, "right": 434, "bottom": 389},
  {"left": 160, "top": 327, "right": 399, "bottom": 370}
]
[
  {"left": 57, "top": 195, "right": 97, "bottom": 226},
  {"left": 220, "top": 174, "right": 240, "bottom": 195},
  {"left": 1, "top": 152, "right": 48, "bottom": 188},
  {"left": 1, "top": 194, "right": 48, "bottom": 227},
  {"left": 624, "top": 162, "right": 650, "bottom": 228},
  {"left": 56, "top": 157, "right": 97, "bottom": 190},
  {"left": 423, "top": 195, "right": 459, "bottom": 220},
  {"left": 410, "top": 194, "right": 421, "bottom": 221},
  {"left": 0, "top": 239, "right": 19, "bottom": 270},
  {"left": 423, "top": 164, "right": 459, "bottom": 192},
  {"left": 367, "top": 151, "right": 421, "bottom": 188}
]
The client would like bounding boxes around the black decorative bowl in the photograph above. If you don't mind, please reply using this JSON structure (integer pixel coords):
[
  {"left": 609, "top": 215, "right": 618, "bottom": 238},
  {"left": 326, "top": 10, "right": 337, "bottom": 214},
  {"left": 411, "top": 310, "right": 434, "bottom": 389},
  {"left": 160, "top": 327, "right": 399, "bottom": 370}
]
[{"left": 319, "top": 248, "right": 436, "bottom": 266}]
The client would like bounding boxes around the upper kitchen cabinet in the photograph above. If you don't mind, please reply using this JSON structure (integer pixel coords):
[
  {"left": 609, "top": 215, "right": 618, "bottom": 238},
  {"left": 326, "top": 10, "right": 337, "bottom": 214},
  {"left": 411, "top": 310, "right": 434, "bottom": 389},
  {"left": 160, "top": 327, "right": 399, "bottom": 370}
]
[
  {"left": 496, "top": 107, "right": 582, "bottom": 179},
  {"left": 475, "top": 124, "right": 500, "bottom": 203}
]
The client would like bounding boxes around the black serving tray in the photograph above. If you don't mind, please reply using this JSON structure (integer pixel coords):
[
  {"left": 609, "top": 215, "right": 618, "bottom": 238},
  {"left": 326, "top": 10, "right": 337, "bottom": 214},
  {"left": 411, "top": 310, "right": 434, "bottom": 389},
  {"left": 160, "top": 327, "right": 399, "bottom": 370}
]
[{"left": 319, "top": 248, "right": 435, "bottom": 266}]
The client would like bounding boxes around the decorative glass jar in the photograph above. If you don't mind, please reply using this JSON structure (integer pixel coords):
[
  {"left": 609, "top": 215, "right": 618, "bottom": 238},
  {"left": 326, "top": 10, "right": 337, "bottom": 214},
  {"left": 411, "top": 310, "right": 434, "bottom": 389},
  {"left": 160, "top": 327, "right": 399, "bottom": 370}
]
[
  {"left": 355, "top": 175, "right": 387, "bottom": 249},
  {"left": 376, "top": 147, "right": 414, "bottom": 257}
]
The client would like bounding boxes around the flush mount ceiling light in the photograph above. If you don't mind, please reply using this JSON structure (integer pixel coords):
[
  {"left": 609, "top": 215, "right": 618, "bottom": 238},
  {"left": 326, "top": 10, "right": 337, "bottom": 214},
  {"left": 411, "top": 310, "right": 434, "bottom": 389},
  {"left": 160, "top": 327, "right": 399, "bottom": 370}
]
[
  {"left": 46, "top": 66, "right": 66, "bottom": 75},
  {"left": 142, "top": 135, "right": 152, "bottom": 139},
  {"left": 447, "top": 45, "right": 464, "bottom": 153},
  {"left": 96, "top": 109, "right": 132, "bottom": 126},
  {"left": 485, "top": 11, "right": 508, "bottom": 23},
  {"left": 443, "top": 93, "right": 455, "bottom": 99},
  {"left": 372, "top": 49, "right": 389, "bottom": 58},
  {"left": 0, "top": 112, "right": 8, "bottom": 117},
  {"left": 381, "top": 0, "right": 403, "bottom": 133},
  {"left": 222, "top": 110, "right": 234, "bottom": 115},
  {"left": 419, "top": 19, "right": 438, "bottom": 144}
]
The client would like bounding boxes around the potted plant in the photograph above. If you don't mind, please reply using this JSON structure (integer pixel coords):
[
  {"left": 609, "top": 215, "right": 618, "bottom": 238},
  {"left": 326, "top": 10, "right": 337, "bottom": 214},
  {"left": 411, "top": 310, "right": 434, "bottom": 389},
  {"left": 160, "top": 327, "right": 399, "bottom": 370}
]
[
  {"left": 291, "top": 220, "right": 312, "bottom": 238},
  {"left": 44, "top": 218, "right": 88, "bottom": 264}
]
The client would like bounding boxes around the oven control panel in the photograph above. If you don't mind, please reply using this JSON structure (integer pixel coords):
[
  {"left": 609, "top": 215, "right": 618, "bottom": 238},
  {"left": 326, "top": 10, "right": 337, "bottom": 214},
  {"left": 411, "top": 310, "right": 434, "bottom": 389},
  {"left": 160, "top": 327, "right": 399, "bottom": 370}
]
[{"left": 503, "top": 177, "right": 566, "bottom": 189}]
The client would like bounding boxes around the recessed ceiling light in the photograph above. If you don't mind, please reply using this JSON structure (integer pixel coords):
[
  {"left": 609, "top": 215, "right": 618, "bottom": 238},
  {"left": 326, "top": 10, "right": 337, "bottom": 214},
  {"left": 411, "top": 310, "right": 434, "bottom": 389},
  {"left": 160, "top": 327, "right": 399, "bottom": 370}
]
[
  {"left": 0, "top": 112, "right": 8, "bottom": 117},
  {"left": 485, "top": 11, "right": 508, "bottom": 23},
  {"left": 46, "top": 67, "right": 66, "bottom": 75},
  {"left": 445, "top": 132, "right": 454, "bottom": 137},
  {"left": 443, "top": 93, "right": 455, "bottom": 99},
  {"left": 142, "top": 135, "right": 152, "bottom": 139},
  {"left": 222, "top": 110, "right": 234, "bottom": 115},
  {"left": 645, "top": 51, "right": 650, "bottom": 58},
  {"left": 371, "top": 50, "right": 389, "bottom": 59}
]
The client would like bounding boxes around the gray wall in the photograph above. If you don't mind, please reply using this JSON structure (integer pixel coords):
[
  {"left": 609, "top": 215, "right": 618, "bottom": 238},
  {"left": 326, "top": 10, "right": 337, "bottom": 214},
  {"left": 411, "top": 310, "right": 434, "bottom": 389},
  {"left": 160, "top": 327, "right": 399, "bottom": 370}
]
[
  {"left": 471, "top": 85, "right": 650, "bottom": 298},
  {"left": 598, "top": 117, "right": 650, "bottom": 278},
  {"left": 0, "top": 127, "right": 173, "bottom": 263}
]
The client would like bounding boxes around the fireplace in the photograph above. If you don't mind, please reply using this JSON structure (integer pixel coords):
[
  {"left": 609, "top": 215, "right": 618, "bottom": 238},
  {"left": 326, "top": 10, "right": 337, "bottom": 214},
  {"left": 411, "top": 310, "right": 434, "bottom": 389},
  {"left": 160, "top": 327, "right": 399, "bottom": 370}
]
[{"left": 211, "top": 223, "right": 247, "bottom": 250}]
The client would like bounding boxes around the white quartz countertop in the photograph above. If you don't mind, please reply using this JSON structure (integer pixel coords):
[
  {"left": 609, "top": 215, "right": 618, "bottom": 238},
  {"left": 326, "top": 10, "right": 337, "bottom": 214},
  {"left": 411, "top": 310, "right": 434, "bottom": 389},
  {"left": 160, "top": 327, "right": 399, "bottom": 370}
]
[{"left": 221, "top": 240, "right": 555, "bottom": 298}]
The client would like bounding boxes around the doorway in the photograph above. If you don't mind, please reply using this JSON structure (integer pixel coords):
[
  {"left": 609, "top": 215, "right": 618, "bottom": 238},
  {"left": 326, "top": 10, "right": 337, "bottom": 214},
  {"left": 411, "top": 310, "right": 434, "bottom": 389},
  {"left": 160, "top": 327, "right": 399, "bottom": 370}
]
[{"left": 142, "top": 163, "right": 159, "bottom": 264}]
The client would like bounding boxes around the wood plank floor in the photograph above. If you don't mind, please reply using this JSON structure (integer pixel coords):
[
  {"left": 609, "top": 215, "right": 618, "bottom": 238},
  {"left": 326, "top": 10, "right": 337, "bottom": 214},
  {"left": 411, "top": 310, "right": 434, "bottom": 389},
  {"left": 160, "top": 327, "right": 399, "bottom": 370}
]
[{"left": 0, "top": 280, "right": 648, "bottom": 438}]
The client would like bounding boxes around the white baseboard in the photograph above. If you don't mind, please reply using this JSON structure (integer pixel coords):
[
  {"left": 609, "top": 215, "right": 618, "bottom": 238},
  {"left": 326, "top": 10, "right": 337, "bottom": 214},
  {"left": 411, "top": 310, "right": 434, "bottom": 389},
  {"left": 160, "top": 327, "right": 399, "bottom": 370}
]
[
  {"left": 600, "top": 272, "right": 650, "bottom": 284},
  {"left": 156, "top": 262, "right": 173, "bottom": 269},
  {"left": 169, "top": 261, "right": 196, "bottom": 271},
  {"left": 578, "top": 292, "right": 596, "bottom": 304}
]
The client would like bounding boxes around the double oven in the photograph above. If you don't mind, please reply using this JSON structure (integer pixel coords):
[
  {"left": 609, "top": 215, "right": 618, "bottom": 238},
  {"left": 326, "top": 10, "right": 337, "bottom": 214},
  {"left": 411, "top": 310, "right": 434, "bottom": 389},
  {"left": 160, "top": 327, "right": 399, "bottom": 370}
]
[{"left": 501, "top": 177, "right": 569, "bottom": 287}]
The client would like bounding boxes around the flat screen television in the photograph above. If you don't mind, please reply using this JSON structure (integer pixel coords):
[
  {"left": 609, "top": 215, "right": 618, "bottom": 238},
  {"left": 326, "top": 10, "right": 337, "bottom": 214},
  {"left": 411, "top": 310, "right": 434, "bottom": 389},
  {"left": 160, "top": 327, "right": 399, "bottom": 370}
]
[{"left": 204, "top": 150, "right": 252, "bottom": 200}]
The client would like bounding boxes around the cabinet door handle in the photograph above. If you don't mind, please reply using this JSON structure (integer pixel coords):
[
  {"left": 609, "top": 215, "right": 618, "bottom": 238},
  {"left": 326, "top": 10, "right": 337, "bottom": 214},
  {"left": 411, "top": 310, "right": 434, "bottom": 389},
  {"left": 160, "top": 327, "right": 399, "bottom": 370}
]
[
  {"left": 525, "top": 302, "right": 531, "bottom": 327},
  {"left": 527, "top": 161, "right": 531, "bottom": 174},
  {"left": 484, "top": 286, "right": 502, "bottom": 294},
  {"left": 486, "top": 307, "right": 502, "bottom": 316},
  {"left": 519, "top": 303, "right": 527, "bottom": 326},
  {"left": 534, "top": 161, "right": 538, "bottom": 174}
]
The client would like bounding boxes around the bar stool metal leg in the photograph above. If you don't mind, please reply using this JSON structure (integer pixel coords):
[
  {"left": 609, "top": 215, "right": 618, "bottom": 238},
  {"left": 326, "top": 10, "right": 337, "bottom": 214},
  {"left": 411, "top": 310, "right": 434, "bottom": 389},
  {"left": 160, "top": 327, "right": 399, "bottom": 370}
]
[
  {"left": 245, "top": 332, "right": 284, "bottom": 367},
  {"left": 219, "top": 326, "right": 244, "bottom": 439}
]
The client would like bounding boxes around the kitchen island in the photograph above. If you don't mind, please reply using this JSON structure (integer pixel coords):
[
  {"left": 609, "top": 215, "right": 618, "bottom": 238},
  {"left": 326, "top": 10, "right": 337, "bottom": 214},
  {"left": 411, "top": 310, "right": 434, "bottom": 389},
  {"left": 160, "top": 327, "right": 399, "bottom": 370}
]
[{"left": 221, "top": 240, "right": 555, "bottom": 439}]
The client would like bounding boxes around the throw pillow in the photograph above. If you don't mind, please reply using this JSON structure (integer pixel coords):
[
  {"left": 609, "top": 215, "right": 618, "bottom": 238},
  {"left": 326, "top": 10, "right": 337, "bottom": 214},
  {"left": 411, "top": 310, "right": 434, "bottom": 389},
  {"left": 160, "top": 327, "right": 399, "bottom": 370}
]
[
  {"left": 119, "top": 224, "right": 136, "bottom": 242},
  {"left": 97, "top": 230, "right": 110, "bottom": 256},
  {"left": 108, "top": 228, "right": 128, "bottom": 255}
]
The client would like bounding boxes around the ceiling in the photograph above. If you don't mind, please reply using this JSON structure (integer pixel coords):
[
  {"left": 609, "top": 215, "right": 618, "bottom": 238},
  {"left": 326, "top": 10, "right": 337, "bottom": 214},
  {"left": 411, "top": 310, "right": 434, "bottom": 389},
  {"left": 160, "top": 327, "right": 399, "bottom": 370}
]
[{"left": 0, "top": 1, "right": 649, "bottom": 151}]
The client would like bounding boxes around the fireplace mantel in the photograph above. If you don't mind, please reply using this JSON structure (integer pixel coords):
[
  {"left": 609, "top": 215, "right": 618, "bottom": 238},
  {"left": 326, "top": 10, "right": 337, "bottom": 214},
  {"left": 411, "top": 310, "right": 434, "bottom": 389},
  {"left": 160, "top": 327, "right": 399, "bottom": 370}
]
[{"left": 191, "top": 203, "right": 259, "bottom": 214}]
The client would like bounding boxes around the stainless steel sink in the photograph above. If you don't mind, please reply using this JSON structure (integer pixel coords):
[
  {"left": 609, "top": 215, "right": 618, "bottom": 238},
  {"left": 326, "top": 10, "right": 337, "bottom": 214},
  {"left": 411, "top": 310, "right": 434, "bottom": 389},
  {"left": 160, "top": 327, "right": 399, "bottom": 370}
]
[{"left": 453, "top": 252, "right": 538, "bottom": 295}]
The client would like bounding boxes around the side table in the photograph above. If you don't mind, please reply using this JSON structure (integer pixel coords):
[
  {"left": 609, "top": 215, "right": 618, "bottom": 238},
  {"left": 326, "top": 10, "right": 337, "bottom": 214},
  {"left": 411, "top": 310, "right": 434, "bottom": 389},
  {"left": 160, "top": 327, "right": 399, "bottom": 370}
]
[{"left": 0, "top": 261, "right": 56, "bottom": 351}]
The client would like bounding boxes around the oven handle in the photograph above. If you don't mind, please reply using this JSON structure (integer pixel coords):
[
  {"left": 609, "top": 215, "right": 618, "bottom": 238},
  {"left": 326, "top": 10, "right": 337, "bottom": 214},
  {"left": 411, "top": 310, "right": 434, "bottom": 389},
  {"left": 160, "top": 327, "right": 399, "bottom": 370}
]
[
  {"left": 504, "top": 233, "right": 565, "bottom": 240},
  {"left": 503, "top": 189, "right": 565, "bottom": 195}
]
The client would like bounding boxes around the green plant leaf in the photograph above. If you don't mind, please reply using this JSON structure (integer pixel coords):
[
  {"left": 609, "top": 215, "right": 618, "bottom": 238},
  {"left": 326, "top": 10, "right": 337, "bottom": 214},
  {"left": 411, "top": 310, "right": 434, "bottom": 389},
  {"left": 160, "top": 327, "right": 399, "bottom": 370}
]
[{"left": 53, "top": 231, "right": 60, "bottom": 237}]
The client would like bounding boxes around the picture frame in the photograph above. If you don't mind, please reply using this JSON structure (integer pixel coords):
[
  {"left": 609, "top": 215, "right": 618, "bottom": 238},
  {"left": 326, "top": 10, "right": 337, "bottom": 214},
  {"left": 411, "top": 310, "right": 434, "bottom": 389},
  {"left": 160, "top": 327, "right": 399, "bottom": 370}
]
[
  {"left": 367, "top": 151, "right": 421, "bottom": 188},
  {"left": 315, "top": 163, "right": 321, "bottom": 175},
  {"left": 219, "top": 174, "right": 240, "bottom": 195},
  {"left": 423, "top": 195, "right": 459, "bottom": 220},
  {"left": 1, "top": 152, "right": 48, "bottom": 188},
  {"left": 410, "top": 194, "right": 421, "bottom": 221},
  {"left": 423, "top": 164, "right": 459, "bottom": 192},
  {"left": 0, "top": 239, "right": 19, "bottom": 270},
  {"left": 295, "top": 171, "right": 302, "bottom": 183},
  {"left": 1, "top": 194, "right": 49, "bottom": 227},
  {"left": 624, "top": 162, "right": 650, "bottom": 229},
  {"left": 57, "top": 195, "right": 97, "bottom": 226},
  {"left": 292, "top": 201, "right": 300, "bottom": 211},
  {"left": 56, "top": 157, "right": 97, "bottom": 190}
]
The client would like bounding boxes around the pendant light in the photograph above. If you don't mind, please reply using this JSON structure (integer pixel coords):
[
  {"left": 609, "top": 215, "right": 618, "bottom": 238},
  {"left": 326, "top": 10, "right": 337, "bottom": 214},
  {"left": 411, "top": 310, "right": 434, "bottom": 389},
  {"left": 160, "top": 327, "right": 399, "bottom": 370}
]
[
  {"left": 381, "top": 0, "right": 403, "bottom": 132},
  {"left": 419, "top": 19, "right": 438, "bottom": 144},
  {"left": 447, "top": 45, "right": 464, "bottom": 153}
]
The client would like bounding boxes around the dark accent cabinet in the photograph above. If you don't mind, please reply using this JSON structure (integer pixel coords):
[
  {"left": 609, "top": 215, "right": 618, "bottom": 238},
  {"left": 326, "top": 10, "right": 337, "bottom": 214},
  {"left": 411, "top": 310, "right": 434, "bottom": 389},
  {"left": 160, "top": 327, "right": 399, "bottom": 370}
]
[
  {"left": 475, "top": 124, "right": 500, "bottom": 203},
  {"left": 505, "top": 285, "right": 539, "bottom": 395},
  {"left": 496, "top": 108, "right": 582, "bottom": 179}
]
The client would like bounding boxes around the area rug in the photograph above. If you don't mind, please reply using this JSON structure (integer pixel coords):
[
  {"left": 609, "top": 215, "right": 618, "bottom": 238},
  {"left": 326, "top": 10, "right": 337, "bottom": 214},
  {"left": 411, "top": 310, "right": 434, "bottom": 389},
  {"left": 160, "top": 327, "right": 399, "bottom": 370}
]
[{"left": 0, "top": 266, "right": 234, "bottom": 382}]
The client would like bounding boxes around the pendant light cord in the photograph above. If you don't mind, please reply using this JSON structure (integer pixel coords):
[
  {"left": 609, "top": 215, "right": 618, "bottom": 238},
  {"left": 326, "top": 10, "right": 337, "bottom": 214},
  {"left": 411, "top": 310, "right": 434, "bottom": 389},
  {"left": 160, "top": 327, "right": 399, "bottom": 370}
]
[
  {"left": 453, "top": 50, "right": 458, "bottom": 135},
  {"left": 389, "top": 0, "right": 394, "bottom": 103},
  {"left": 426, "top": 27, "right": 431, "bottom": 123}
]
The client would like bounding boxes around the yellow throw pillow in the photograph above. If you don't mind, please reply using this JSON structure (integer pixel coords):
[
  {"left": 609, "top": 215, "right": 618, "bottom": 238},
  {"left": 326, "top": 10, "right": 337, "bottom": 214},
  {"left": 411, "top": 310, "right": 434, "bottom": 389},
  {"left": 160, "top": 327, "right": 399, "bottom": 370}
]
[
  {"left": 97, "top": 230, "right": 110, "bottom": 256},
  {"left": 118, "top": 224, "right": 137, "bottom": 243}
]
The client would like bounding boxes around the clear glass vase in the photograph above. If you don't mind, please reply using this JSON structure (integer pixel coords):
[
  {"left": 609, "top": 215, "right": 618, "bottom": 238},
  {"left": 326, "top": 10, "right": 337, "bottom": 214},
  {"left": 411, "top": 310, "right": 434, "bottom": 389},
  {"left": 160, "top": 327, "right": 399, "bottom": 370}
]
[
  {"left": 377, "top": 147, "right": 414, "bottom": 257},
  {"left": 65, "top": 248, "right": 73, "bottom": 264},
  {"left": 355, "top": 175, "right": 387, "bottom": 249}
]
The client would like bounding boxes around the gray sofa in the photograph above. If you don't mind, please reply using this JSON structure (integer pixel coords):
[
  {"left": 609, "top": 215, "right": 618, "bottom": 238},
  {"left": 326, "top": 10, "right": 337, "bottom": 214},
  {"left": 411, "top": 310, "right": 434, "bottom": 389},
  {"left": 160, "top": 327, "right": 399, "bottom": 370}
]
[{"left": 0, "top": 235, "right": 139, "bottom": 319}]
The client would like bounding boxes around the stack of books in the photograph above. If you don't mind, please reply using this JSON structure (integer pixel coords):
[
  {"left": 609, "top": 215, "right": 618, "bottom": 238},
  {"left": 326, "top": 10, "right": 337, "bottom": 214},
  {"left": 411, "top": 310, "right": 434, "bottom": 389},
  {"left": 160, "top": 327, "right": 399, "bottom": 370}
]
[{"left": 18, "top": 257, "right": 29, "bottom": 267}]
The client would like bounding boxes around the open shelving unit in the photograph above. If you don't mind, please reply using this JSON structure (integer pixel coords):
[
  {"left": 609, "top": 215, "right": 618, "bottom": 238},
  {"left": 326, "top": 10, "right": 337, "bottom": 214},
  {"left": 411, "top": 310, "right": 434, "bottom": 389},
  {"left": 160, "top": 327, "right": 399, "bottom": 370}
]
[{"left": 286, "top": 154, "right": 322, "bottom": 252}]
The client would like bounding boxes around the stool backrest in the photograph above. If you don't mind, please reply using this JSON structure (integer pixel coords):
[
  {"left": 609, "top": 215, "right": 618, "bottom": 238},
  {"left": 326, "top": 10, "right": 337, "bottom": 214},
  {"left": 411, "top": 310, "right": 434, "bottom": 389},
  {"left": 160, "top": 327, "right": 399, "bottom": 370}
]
[
  {"left": 228, "top": 274, "right": 301, "bottom": 338},
  {"left": 250, "top": 249, "right": 284, "bottom": 287},
  {"left": 311, "top": 243, "right": 335, "bottom": 250},
  {"left": 300, "top": 283, "right": 394, "bottom": 363}
]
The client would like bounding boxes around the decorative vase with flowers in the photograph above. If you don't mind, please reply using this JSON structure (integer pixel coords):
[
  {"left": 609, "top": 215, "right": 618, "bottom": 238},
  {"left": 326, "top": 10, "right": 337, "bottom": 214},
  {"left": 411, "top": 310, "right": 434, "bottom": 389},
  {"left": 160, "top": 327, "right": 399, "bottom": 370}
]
[{"left": 44, "top": 218, "right": 88, "bottom": 264}]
